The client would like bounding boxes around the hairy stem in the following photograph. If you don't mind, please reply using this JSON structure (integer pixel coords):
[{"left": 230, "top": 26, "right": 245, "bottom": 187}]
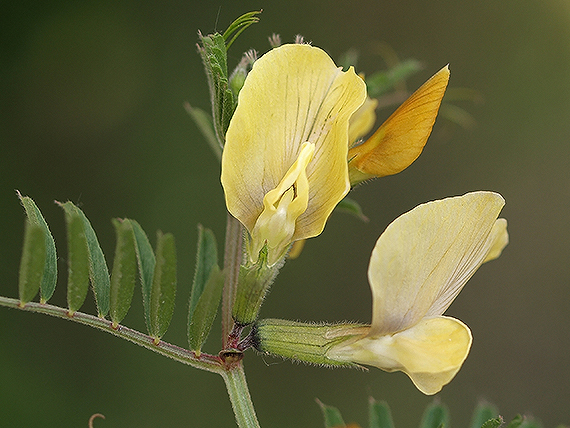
[
  {"left": 0, "top": 296, "right": 223, "bottom": 373},
  {"left": 222, "top": 212, "right": 244, "bottom": 347},
  {"left": 220, "top": 213, "right": 261, "bottom": 427},
  {"left": 222, "top": 364, "right": 261, "bottom": 428}
]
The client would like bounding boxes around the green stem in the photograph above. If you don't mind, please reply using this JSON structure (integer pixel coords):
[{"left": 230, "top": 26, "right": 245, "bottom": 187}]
[
  {"left": 222, "top": 212, "right": 244, "bottom": 348},
  {"left": 221, "top": 364, "right": 261, "bottom": 428},
  {"left": 220, "top": 212, "right": 261, "bottom": 427},
  {"left": 0, "top": 296, "right": 223, "bottom": 374}
]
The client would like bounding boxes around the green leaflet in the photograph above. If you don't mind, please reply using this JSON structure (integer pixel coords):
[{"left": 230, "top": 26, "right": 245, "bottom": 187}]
[
  {"left": 471, "top": 402, "right": 500, "bottom": 428},
  {"left": 18, "top": 194, "right": 57, "bottom": 303},
  {"left": 109, "top": 219, "right": 137, "bottom": 326},
  {"left": 59, "top": 202, "right": 110, "bottom": 316},
  {"left": 75, "top": 205, "right": 110, "bottom": 317},
  {"left": 188, "top": 265, "right": 224, "bottom": 354},
  {"left": 18, "top": 221, "right": 46, "bottom": 304},
  {"left": 148, "top": 231, "right": 177, "bottom": 341},
  {"left": 130, "top": 220, "right": 156, "bottom": 331},
  {"left": 188, "top": 225, "right": 223, "bottom": 353},
  {"left": 60, "top": 202, "right": 91, "bottom": 314},
  {"left": 188, "top": 225, "right": 219, "bottom": 319},
  {"left": 369, "top": 398, "right": 395, "bottom": 428},
  {"left": 317, "top": 400, "right": 346, "bottom": 428},
  {"left": 419, "top": 401, "right": 450, "bottom": 428}
]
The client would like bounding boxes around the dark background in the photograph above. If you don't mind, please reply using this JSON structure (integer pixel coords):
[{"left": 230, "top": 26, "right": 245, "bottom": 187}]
[{"left": 1, "top": 1, "right": 569, "bottom": 427}]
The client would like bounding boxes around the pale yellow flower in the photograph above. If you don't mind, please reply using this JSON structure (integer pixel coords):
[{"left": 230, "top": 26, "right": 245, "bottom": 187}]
[
  {"left": 221, "top": 44, "right": 367, "bottom": 266},
  {"left": 327, "top": 191, "right": 508, "bottom": 394}
]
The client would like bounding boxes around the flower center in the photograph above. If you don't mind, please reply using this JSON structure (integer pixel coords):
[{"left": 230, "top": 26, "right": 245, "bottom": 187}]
[{"left": 249, "top": 142, "right": 315, "bottom": 265}]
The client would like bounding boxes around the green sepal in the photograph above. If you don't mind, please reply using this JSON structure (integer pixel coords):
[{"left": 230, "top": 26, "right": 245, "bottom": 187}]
[
  {"left": 232, "top": 247, "right": 280, "bottom": 325},
  {"left": 60, "top": 202, "right": 91, "bottom": 314},
  {"left": 470, "top": 402, "right": 500, "bottom": 428},
  {"left": 481, "top": 418, "right": 504, "bottom": 428},
  {"left": 184, "top": 104, "right": 221, "bottom": 160},
  {"left": 419, "top": 401, "right": 450, "bottom": 428},
  {"left": 130, "top": 220, "right": 156, "bottom": 330},
  {"left": 188, "top": 225, "right": 219, "bottom": 319},
  {"left": 337, "top": 197, "right": 369, "bottom": 222},
  {"left": 188, "top": 265, "right": 225, "bottom": 354},
  {"left": 317, "top": 400, "right": 346, "bottom": 428},
  {"left": 366, "top": 59, "right": 422, "bottom": 98},
  {"left": 252, "top": 319, "right": 364, "bottom": 367},
  {"left": 75, "top": 205, "right": 110, "bottom": 317},
  {"left": 369, "top": 398, "right": 395, "bottom": 428},
  {"left": 109, "top": 219, "right": 137, "bottom": 326},
  {"left": 148, "top": 231, "right": 177, "bottom": 341},
  {"left": 17, "top": 194, "right": 57, "bottom": 303},
  {"left": 18, "top": 221, "right": 46, "bottom": 304}
]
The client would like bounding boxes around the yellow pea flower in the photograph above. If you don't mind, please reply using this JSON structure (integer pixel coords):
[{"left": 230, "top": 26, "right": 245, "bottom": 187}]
[
  {"left": 327, "top": 191, "right": 508, "bottom": 394},
  {"left": 221, "top": 44, "right": 367, "bottom": 266},
  {"left": 348, "top": 66, "right": 450, "bottom": 185}
]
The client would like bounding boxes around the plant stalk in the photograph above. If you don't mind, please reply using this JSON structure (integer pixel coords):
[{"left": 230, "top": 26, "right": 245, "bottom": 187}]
[
  {"left": 0, "top": 296, "right": 223, "bottom": 374},
  {"left": 222, "top": 212, "right": 243, "bottom": 348},
  {"left": 220, "top": 212, "right": 261, "bottom": 427},
  {"left": 222, "top": 364, "right": 261, "bottom": 428}
]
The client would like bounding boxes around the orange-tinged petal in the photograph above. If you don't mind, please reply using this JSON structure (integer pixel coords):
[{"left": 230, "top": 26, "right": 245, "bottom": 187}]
[{"left": 348, "top": 66, "right": 450, "bottom": 184}]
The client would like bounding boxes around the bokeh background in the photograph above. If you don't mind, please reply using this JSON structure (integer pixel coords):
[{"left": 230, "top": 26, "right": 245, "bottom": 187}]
[{"left": 1, "top": 1, "right": 569, "bottom": 427}]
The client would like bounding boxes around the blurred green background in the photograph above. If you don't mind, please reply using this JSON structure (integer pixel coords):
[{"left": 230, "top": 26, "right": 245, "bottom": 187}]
[{"left": 1, "top": 0, "right": 569, "bottom": 427}]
